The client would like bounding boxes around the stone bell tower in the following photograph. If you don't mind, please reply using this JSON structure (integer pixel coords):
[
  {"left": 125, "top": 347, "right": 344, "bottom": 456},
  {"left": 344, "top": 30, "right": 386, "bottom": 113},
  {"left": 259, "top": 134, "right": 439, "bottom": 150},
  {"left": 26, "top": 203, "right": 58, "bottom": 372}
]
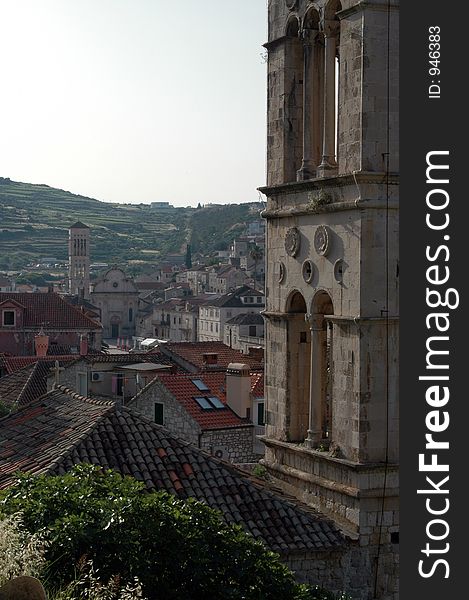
[
  {"left": 260, "top": 1, "right": 399, "bottom": 598},
  {"left": 68, "top": 221, "right": 90, "bottom": 299}
]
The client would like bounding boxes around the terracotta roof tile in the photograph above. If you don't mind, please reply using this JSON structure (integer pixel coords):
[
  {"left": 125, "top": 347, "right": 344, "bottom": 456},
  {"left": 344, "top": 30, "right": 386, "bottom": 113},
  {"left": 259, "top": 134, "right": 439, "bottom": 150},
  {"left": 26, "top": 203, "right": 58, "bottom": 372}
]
[
  {"left": 161, "top": 341, "right": 263, "bottom": 372},
  {"left": 154, "top": 372, "right": 246, "bottom": 430},
  {"left": 4, "top": 355, "right": 79, "bottom": 375},
  {"left": 0, "top": 387, "right": 345, "bottom": 554},
  {"left": 0, "top": 292, "right": 101, "bottom": 329},
  {"left": 251, "top": 372, "right": 264, "bottom": 399}
]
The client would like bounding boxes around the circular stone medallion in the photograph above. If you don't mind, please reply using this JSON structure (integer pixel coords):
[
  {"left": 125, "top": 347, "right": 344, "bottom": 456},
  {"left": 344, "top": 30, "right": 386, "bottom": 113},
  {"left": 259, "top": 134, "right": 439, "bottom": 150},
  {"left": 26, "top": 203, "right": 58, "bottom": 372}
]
[
  {"left": 302, "top": 260, "right": 315, "bottom": 284},
  {"left": 285, "top": 227, "right": 301, "bottom": 257},
  {"left": 334, "top": 259, "right": 344, "bottom": 283},
  {"left": 314, "top": 225, "right": 331, "bottom": 257},
  {"left": 285, "top": 0, "right": 298, "bottom": 10}
]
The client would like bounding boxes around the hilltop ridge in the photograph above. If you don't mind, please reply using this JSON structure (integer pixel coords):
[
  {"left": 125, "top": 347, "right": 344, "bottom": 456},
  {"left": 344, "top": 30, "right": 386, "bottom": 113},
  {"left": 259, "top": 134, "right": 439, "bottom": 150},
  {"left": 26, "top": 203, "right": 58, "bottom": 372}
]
[{"left": 0, "top": 178, "right": 263, "bottom": 271}]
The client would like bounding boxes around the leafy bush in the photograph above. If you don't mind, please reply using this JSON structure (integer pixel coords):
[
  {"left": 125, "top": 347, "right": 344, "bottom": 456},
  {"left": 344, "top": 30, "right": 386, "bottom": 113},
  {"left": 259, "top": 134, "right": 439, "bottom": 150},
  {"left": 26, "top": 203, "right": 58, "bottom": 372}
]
[{"left": 0, "top": 465, "right": 312, "bottom": 600}]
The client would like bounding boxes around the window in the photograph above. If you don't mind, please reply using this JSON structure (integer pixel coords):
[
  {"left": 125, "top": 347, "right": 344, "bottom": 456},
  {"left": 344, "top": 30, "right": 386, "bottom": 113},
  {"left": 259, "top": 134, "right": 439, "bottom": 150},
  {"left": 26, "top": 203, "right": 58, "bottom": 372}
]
[
  {"left": 257, "top": 402, "right": 265, "bottom": 426},
  {"left": 215, "top": 323, "right": 218, "bottom": 333},
  {"left": 194, "top": 396, "right": 212, "bottom": 410},
  {"left": 249, "top": 325, "right": 257, "bottom": 337},
  {"left": 2, "top": 310, "right": 15, "bottom": 326},
  {"left": 191, "top": 379, "right": 210, "bottom": 392},
  {"left": 128, "top": 307, "right": 133, "bottom": 322},
  {"left": 210, "top": 323, "right": 213, "bottom": 332},
  {"left": 207, "top": 396, "right": 225, "bottom": 409},
  {"left": 154, "top": 402, "right": 164, "bottom": 425}
]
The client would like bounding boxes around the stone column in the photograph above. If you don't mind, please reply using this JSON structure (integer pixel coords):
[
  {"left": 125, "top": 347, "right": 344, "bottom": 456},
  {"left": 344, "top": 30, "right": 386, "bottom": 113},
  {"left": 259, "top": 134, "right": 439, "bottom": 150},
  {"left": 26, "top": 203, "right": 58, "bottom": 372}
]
[
  {"left": 318, "top": 20, "right": 339, "bottom": 176},
  {"left": 305, "top": 313, "right": 326, "bottom": 447},
  {"left": 297, "top": 28, "right": 319, "bottom": 181}
]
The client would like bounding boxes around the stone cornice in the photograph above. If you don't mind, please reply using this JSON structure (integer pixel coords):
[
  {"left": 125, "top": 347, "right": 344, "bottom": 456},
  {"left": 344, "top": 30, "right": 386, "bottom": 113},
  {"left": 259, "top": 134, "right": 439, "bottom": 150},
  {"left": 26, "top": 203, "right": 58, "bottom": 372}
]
[
  {"left": 258, "top": 171, "right": 399, "bottom": 196},
  {"left": 338, "top": 1, "right": 399, "bottom": 20}
]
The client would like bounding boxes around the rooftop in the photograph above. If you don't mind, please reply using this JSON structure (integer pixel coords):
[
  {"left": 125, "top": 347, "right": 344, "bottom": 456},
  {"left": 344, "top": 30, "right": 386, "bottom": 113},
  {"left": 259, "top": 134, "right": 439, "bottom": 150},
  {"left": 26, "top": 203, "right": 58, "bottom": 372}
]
[
  {"left": 0, "top": 386, "right": 344, "bottom": 555},
  {"left": 136, "top": 371, "right": 246, "bottom": 430},
  {"left": 0, "top": 292, "right": 101, "bottom": 330},
  {"left": 160, "top": 341, "right": 263, "bottom": 372},
  {"left": 226, "top": 313, "right": 265, "bottom": 326}
]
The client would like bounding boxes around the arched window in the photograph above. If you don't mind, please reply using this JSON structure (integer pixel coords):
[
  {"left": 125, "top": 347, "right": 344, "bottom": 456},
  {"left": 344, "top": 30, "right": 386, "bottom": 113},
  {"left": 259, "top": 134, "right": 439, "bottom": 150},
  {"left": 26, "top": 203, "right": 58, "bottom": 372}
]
[
  {"left": 305, "top": 290, "right": 334, "bottom": 446},
  {"left": 318, "top": 0, "right": 342, "bottom": 176},
  {"left": 286, "top": 291, "right": 310, "bottom": 442},
  {"left": 283, "top": 17, "right": 304, "bottom": 182}
]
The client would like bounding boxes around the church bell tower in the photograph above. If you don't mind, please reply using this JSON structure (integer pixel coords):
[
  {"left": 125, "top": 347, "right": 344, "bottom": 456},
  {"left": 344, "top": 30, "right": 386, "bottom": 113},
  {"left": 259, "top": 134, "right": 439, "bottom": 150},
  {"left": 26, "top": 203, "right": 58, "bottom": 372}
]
[
  {"left": 260, "top": 1, "right": 399, "bottom": 597},
  {"left": 68, "top": 221, "right": 90, "bottom": 299}
]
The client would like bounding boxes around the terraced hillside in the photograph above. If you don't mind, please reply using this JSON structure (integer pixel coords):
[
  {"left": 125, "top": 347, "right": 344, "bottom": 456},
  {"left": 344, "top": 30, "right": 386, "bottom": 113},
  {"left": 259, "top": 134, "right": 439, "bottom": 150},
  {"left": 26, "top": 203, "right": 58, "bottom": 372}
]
[{"left": 0, "top": 178, "right": 263, "bottom": 271}]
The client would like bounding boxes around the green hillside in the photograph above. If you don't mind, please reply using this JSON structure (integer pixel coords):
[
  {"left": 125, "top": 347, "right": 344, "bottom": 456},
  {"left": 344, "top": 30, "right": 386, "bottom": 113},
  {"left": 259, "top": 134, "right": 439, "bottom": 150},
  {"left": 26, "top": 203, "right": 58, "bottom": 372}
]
[{"left": 0, "top": 177, "right": 263, "bottom": 271}]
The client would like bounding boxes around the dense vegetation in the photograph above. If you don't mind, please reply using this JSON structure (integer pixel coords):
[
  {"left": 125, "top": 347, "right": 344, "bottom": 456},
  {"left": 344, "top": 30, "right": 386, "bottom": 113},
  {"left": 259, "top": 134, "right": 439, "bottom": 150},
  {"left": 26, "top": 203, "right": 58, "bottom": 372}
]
[
  {"left": 0, "top": 177, "right": 263, "bottom": 271},
  {"left": 0, "top": 465, "right": 350, "bottom": 600}
]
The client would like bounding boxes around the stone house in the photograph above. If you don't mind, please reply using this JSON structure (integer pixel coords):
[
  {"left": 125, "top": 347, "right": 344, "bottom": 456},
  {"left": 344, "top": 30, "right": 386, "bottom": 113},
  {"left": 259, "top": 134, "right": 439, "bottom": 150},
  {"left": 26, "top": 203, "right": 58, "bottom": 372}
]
[
  {"left": 224, "top": 312, "right": 265, "bottom": 353},
  {"left": 129, "top": 365, "right": 262, "bottom": 463},
  {"left": 207, "top": 265, "right": 249, "bottom": 294},
  {"left": 148, "top": 296, "right": 218, "bottom": 343},
  {"left": 185, "top": 267, "right": 209, "bottom": 295},
  {"left": 44, "top": 352, "right": 174, "bottom": 400},
  {"left": 91, "top": 267, "right": 139, "bottom": 340},
  {"left": 0, "top": 291, "right": 102, "bottom": 355},
  {"left": 158, "top": 340, "right": 264, "bottom": 373},
  {"left": 198, "top": 286, "right": 264, "bottom": 342}
]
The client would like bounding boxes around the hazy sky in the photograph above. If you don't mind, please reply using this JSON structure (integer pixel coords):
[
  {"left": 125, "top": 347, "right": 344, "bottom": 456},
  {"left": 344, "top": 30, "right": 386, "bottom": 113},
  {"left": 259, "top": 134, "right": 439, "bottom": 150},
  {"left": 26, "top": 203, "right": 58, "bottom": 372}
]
[{"left": 1, "top": 0, "right": 267, "bottom": 207}]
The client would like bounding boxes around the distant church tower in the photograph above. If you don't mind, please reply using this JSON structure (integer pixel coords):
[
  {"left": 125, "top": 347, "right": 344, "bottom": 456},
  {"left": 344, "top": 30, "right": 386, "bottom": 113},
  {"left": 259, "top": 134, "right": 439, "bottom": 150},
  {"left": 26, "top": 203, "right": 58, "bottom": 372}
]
[
  {"left": 260, "top": 1, "right": 399, "bottom": 598},
  {"left": 68, "top": 221, "right": 90, "bottom": 299}
]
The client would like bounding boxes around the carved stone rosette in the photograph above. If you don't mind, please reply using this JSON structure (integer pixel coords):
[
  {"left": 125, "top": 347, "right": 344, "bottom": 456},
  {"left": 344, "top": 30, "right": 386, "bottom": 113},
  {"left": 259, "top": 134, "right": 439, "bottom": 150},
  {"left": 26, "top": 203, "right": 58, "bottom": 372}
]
[
  {"left": 285, "top": 227, "right": 301, "bottom": 257},
  {"left": 314, "top": 225, "right": 331, "bottom": 256}
]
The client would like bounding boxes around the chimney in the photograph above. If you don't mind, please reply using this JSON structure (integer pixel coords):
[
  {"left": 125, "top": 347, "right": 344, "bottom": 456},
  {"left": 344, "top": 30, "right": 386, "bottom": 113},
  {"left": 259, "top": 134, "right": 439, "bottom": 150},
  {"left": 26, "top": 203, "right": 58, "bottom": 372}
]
[
  {"left": 80, "top": 335, "right": 88, "bottom": 356},
  {"left": 248, "top": 347, "right": 264, "bottom": 362},
  {"left": 34, "top": 329, "right": 49, "bottom": 357},
  {"left": 226, "top": 363, "right": 251, "bottom": 419},
  {"left": 202, "top": 352, "right": 218, "bottom": 366}
]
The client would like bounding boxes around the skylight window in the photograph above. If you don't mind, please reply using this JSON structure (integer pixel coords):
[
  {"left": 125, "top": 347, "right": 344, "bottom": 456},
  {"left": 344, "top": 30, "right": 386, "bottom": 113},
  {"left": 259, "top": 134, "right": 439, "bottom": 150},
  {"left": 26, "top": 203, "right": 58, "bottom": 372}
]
[
  {"left": 207, "top": 396, "right": 225, "bottom": 409},
  {"left": 194, "top": 396, "right": 212, "bottom": 410},
  {"left": 191, "top": 379, "right": 210, "bottom": 392}
]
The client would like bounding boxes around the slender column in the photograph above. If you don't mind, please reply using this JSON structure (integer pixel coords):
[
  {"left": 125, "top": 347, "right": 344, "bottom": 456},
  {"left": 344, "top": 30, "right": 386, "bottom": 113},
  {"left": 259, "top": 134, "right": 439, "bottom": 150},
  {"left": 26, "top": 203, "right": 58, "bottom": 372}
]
[
  {"left": 297, "top": 28, "right": 319, "bottom": 181},
  {"left": 305, "top": 313, "right": 326, "bottom": 447},
  {"left": 318, "top": 20, "right": 339, "bottom": 175}
]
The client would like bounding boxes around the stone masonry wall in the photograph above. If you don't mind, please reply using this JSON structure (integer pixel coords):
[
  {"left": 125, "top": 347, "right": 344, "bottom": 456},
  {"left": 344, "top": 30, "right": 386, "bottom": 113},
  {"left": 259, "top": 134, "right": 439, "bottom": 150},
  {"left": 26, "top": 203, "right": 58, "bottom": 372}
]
[
  {"left": 201, "top": 426, "right": 258, "bottom": 463},
  {"left": 284, "top": 542, "right": 398, "bottom": 600},
  {"left": 129, "top": 379, "right": 200, "bottom": 447},
  {"left": 130, "top": 380, "right": 258, "bottom": 463}
]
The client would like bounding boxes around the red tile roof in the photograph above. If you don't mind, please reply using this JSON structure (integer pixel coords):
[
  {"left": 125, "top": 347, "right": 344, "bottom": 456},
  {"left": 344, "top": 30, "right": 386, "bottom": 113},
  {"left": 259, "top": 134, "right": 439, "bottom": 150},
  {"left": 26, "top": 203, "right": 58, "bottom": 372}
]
[
  {"left": 0, "top": 292, "right": 101, "bottom": 329},
  {"left": 251, "top": 372, "right": 264, "bottom": 399},
  {"left": 0, "top": 386, "right": 345, "bottom": 554},
  {"left": 0, "top": 365, "right": 36, "bottom": 408},
  {"left": 161, "top": 341, "right": 263, "bottom": 372},
  {"left": 4, "top": 355, "right": 79, "bottom": 375},
  {"left": 155, "top": 372, "right": 246, "bottom": 430}
]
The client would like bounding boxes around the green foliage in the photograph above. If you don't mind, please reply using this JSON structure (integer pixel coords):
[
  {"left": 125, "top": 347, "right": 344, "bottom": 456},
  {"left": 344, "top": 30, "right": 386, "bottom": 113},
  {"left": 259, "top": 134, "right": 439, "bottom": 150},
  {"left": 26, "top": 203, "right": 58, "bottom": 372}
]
[
  {"left": 0, "top": 465, "right": 327, "bottom": 600},
  {"left": 0, "top": 179, "right": 263, "bottom": 273}
]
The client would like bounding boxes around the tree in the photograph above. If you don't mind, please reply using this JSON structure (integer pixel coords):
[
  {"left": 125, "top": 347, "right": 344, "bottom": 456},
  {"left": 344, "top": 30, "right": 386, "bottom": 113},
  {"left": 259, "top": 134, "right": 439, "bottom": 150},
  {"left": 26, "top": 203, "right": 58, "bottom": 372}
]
[
  {"left": 185, "top": 243, "right": 192, "bottom": 269},
  {"left": 0, "top": 465, "right": 341, "bottom": 600}
]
